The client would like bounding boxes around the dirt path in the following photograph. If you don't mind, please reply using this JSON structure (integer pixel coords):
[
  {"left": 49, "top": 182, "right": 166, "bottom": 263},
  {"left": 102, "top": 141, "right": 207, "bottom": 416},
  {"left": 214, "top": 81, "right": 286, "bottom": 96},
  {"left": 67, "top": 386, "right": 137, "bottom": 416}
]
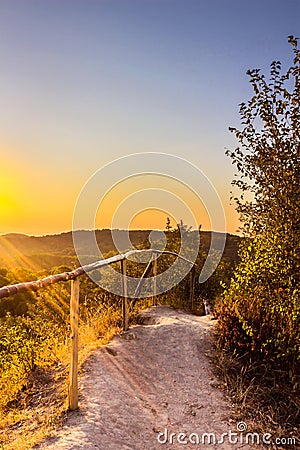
[{"left": 36, "top": 306, "right": 261, "bottom": 449}]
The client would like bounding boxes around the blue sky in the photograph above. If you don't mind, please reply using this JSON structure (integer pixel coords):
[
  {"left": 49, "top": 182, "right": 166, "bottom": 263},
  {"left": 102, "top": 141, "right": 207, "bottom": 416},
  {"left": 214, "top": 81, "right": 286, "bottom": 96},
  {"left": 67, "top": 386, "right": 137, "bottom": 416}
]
[{"left": 0, "top": 0, "right": 299, "bottom": 234}]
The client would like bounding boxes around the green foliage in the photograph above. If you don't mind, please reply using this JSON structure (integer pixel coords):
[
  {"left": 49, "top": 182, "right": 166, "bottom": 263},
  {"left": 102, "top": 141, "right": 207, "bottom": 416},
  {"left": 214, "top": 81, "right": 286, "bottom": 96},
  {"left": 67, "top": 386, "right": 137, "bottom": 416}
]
[
  {"left": 0, "top": 311, "right": 63, "bottom": 373},
  {"left": 218, "top": 36, "right": 300, "bottom": 384},
  {"left": 150, "top": 222, "right": 236, "bottom": 312},
  {"left": 0, "top": 304, "right": 65, "bottom": 409},
  {"left": 0, "top": 267, "right": 37, "bottom": 317}
]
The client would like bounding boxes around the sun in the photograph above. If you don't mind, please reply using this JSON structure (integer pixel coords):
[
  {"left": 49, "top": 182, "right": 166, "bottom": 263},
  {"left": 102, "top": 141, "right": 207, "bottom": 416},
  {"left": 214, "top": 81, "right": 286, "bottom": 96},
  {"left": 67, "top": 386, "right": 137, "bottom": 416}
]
[
  {"left": 0, "top": 192, "right": 17, "bottom": 213},
  {"left": 0, "top": 191, "right": 9, "bottom": 206},
  {"left": 0, "top": 168, "right": 24, "bottom": 231}
]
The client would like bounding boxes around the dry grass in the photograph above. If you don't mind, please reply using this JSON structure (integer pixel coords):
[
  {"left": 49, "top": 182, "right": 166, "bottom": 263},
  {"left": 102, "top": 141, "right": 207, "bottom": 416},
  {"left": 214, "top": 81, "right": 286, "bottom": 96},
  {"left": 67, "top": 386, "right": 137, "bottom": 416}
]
[
  {"left": 212, "top": 336, "right": 300, "bottom": 448},
  {"left": 0, "top": 364, "right": 68, "bottom": 450}
]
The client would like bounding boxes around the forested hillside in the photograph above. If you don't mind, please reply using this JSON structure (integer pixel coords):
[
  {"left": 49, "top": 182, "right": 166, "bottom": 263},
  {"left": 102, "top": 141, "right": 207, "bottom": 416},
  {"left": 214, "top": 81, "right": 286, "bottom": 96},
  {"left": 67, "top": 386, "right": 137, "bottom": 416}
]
[{"left": 0, "top": 229, "right": 240, "bottom": 270}]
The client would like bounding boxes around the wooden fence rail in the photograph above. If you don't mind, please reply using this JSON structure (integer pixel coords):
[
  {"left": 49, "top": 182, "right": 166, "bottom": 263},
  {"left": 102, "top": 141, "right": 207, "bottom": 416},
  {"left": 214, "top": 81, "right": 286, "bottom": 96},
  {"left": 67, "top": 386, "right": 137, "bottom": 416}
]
[{"left": 0, "top": 249, "right": 194, "bottom": 410}]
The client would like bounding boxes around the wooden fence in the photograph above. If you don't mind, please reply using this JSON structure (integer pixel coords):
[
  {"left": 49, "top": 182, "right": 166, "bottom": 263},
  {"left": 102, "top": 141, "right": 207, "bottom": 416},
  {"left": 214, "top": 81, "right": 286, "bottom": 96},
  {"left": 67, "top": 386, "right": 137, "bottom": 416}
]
[{"left": 0, "top": 249, "right": 195, "bottom": 410}]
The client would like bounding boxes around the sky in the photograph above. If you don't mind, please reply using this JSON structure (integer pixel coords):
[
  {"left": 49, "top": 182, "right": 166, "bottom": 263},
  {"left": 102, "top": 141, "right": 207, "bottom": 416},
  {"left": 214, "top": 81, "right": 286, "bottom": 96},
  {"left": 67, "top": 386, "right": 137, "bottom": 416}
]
[{"left": 0, "top": 0, "right": 299, "bottom": 236}]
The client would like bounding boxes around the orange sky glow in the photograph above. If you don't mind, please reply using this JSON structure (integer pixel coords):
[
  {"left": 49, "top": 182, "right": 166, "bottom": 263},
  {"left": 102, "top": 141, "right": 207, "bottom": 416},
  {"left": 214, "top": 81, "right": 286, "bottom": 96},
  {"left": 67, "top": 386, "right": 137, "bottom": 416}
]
[{"left": 0, "top": 1, "right": 295, "bottom": 237}]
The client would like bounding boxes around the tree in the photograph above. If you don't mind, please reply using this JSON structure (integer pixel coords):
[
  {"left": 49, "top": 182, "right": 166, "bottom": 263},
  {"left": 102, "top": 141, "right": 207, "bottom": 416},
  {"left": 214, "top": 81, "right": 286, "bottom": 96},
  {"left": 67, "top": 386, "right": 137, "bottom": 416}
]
[
  {"left": 218, "top": 36, "right": 300, "bottom": 379},
  {"left": 227, "top": 35, "right": 299, "bottom": 239},
  {"left": 165, "top": 217, "right": 172, "bottom": 231}
]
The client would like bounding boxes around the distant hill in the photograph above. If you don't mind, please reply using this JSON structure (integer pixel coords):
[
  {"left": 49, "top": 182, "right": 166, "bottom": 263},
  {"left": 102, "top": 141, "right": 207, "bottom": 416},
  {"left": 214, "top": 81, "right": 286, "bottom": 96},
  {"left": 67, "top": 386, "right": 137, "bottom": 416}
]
[
  {"left": 0, "top": 230, "right": 152, "bottom": 270},
  {"left": 0, "top": 230, "right": 241, "bottom": 270}
]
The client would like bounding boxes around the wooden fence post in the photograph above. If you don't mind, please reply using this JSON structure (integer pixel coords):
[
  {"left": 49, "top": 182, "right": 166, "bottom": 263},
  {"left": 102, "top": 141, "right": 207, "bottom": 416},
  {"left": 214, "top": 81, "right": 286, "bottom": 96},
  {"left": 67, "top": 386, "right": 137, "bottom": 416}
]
[
  {"left": 121, "top": 259, "right": 128, "bottom": 331},
  {"left": 69, "top": 277, "right": 80, "bottom": 410},
  {"left": 189, "top": 266, "right": 195, "bottom": 311},
  {"left": 152, "top": 253, "right": 157, "bottom": 306}
]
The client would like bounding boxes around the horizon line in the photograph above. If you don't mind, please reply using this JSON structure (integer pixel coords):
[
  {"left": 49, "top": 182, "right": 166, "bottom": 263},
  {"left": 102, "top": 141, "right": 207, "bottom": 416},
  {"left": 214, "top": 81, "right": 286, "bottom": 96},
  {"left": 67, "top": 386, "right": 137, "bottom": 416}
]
[{"left": 0, "top": 228, "right": 240, "bottom": 238}]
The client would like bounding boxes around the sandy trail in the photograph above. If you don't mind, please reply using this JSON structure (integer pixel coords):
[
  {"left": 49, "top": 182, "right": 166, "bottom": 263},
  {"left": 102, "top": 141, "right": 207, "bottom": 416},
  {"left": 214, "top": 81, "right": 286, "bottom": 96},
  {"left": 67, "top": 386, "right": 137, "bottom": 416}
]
[{"left": 36, "top": 306, "right": 260, "bottom": 449}]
